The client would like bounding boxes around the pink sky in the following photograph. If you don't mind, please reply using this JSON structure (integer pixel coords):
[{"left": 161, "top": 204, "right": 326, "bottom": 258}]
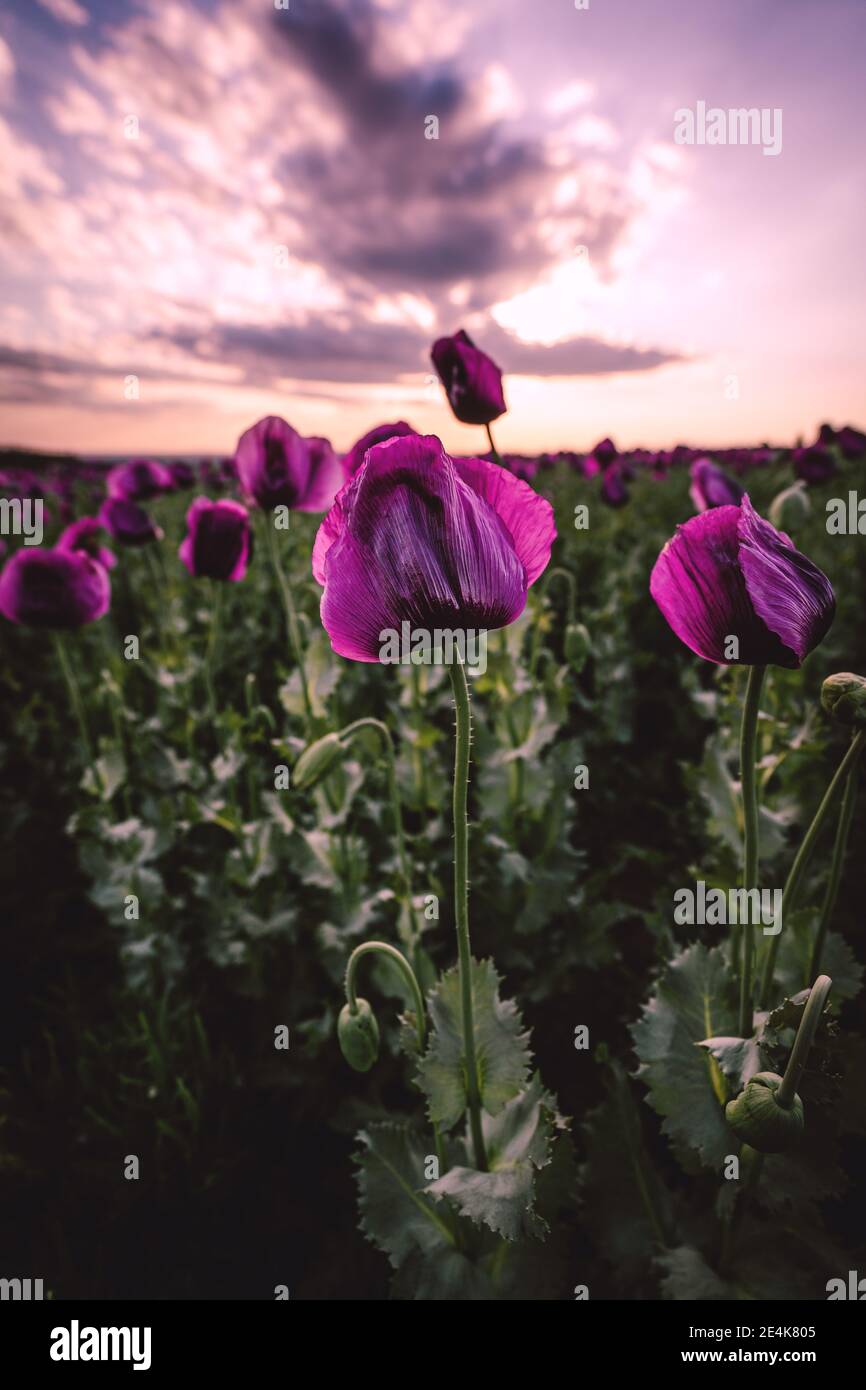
[{"left": 1, "top": 0, "right": 864, "bottom": 458}]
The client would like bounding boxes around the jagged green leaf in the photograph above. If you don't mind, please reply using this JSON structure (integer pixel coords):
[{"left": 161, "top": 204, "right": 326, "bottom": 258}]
[{"left": 354, "top": 1123, "right": 456, "bottom": 1269}]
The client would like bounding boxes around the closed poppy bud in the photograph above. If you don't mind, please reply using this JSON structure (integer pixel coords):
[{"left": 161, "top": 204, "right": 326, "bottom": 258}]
[
  {"left": 337, "top": 999, "right": 380, "bottom": 1072},
  {"left": 725, "top": 1071, "right": 804, "bottom": 1153},
  {"left": 821, "top": 672, "right": 866, "bottom": 728},
  {"left": 564, "top": 622, "right": 591, "bottom": 673},
  {"left": 430, "top": 330, "right": 506, "bottom": 426},
  {"left": 293, "top": 732, "right": 344, "bottom": 790},
  {"left": 768, "top": 479, "right": 811, "bottom": 531},
  {"left": 179, "top": 498, "right": 251, "bottom": 581},
  {"left": 0, "top": 547, "right": 110, "bottom": 628},
  {"left": 99, "top": 498, "right": 163, "bottom": 547}
]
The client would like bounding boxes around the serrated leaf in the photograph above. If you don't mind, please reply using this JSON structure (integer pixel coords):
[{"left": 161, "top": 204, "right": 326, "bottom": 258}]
[
  {"left": 416, "top": 959, "right": 531, "bottom": 1130},
  {"left": 354, "top": 1123, "right": 456, "bottom": 1269},
  {"left": 697, "top": 1035, "right": 763, "bottom": 1089},
  {"left": 424, "top": 1074, "right": 556, "bottom": 1240},
  {"left": 656, "top": 1245, "right": 733, "bottom": 1301},
  {"left": 632, "top": 943, "right": 737, "bottom": 1171},
  {"left": 773, "top": 908, "right": 863, "bottom": 1002}
]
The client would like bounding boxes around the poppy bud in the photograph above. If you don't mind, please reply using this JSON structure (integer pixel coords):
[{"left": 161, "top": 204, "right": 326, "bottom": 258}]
[
  {"left": 768, "top": 480, "right": 811, "bottom": 530},
  {"left": 724, "top": 1071, "right": 804, "bottom": 1153},
  {"left": 337, "top": 999, "right": 380, "bottom": 1072},
  {"left": 564, "top": 622, "right": 591, "bottom": 673},
  {"left": 821, "top": 672, "right": 866, "bottom": 728},
  {"left": 293, "top": 732, "right": 344, "bottom": 790}
]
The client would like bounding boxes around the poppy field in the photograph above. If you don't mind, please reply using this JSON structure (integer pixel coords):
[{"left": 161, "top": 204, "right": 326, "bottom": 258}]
[{"left": 2, "top": 341, "right": 866, "bottom": 1304}]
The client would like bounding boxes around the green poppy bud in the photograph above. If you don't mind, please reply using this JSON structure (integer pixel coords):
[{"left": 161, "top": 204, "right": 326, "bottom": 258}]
[
  {"left": 337, "top": 998, "right": 380, "bottom": 1072},
  {"left": 564, "top": 622, "right": 591, "bottom": 673},
  {"left": 768, "top": 480, "right": 811, "bottom": 531},
  {"left": 821, "top": 672, "right": 866, "bottom": 728},
  {"left": 724, "top": 1071, "right": 804, "bottom": 1153},
  {"left": 293, "top": 732, "right": 344, "bottom": 790}
]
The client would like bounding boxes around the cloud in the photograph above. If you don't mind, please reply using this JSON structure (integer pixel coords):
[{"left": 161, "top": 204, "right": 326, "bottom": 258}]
[{"left": 34, "top": 0, "right": 90, "bottom": 27}]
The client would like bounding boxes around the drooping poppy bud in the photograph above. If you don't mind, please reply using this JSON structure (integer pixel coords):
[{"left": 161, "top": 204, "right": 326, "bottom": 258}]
[
  {"left": 725, "top": 1071, "right": 804, "bottom": 1153},
  {"left": 292, "top": 732, "right": 344, "bottom": 790},
  {"left": 430, "top": 330, "right": 506, "bottom": 426},
  {"left": 821, "top": 672, "right": 866, "bottom": 728},
  {"left": 564, "top": 622, "right": 591, "bottom": 673},
  {"left": 337, "top": 999, "right": 380, "bottom": 1072},
  {"left": 768, "top": 480, "right": 811, "bottom": 531}
]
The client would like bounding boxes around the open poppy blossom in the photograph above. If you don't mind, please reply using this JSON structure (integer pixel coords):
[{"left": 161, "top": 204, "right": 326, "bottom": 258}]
[
  {"left": 234, "top": 416, "right": 344, "bottom": 512},
  {"left": 0, "top": 547, "right": 110, "bottom": 628},
  {"left": 650, "top": 495, "right": 834, "bottom": 668},
  {"left": 312, "top": 434, "right": 555, "bottom": 662},
  {"left": 179, "top": 498, "right": 251, "bottom": 581},
  {"left": 57, "top": 516, "right": 117, "bottom": 571}
]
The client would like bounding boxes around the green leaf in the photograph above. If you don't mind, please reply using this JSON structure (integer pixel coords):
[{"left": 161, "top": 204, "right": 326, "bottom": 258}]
[
  {"left": 424, "top": 1074, "right": 558, "bottom": 1240},
  {"left": 632, "top": 943, "right": 737, "bottom": 1171},
  {"left": 656, "top": 1246, "right": 733, "bottom": 1301},
  {"left": 416, "top": 959, "right": 531, "bottom": 1130},
  {"left": 773, "top": 907, "right": 863, "bottom": 1002},
  {"left": 354, "top": 1123, "right": 456, "bottom": 1268}
]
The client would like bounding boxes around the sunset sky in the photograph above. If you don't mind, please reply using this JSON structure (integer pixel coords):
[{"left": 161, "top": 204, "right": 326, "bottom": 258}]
[{"left": 1, "top": 0, "right": 864, "bottom": 458}]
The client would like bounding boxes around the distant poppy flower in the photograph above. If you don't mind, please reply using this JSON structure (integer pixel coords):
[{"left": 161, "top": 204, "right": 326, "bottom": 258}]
[
  {"left": 168, "top": 461, "right": 196, "bottom": 489},
  {"left": 0, "top": 547, "right": 110, "bottom": 628},
  {"left": 343, "top": 422, "right": 417, "bottom": 477},
  {"left": 650, "top": 495, "right": 834, "bottom": 669},
  {"left": 793, "top": 445, "right": 836, "bottom": 485},
  {"left": 99, "top": 497, "right": 163, "bottom": 547},
  {"left": 836, "top": 426, "right": 866, "bottom": 461},
  {"left": 107, "top": 459, "right": 173, "bottom": 501},
  {"left": 590, "top": 437, "right": 618, "bottom": 469},
  {"left": 689, "top": 457, "right": 745, "bottom": 512},
  {"left": 312, "top": 434, "right": 554, "bottom": 662},
  {"left": 600, "top": 462, "right": 628, "bottom": 507},
  {"left": 179, "top": 498, "right": 251, "bottom": 582},
  {"left": 57, "top": 516, "right": 117, "bottom": 571},
  {"left": 430, "top": 330, "right": 506, "bottom": 426},
  {"left": 234, "top": 416, "right": 344, "bottom": 512}
]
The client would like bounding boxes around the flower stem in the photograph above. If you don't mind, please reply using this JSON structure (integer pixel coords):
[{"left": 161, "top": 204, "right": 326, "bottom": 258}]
[
  {"left": 448, "top": 660, "right": 488, "bottom": 1171},
  {"left": 738, "top": 665, "right": 766, "bottom": 1038},
  {"left": 760, "top": 729, "right": 865, "bottom": 1005},
  {"left": 777, "top": 974, "right": 832, "bottom": 1108},
  {"left": 808, "top": 764, "right": 858, "bottom": 982},
  {"left": 264, "top": 515, "right": 313, "bottom": 730},
  {"left": 53, "top": 631, "right": 102, "bottom": 794},
  {"left": 204, "top": 579, "right": 223, "bottom": 725},
  {"left": 485, "top": 422, "right": 503, "bottom": 468}
]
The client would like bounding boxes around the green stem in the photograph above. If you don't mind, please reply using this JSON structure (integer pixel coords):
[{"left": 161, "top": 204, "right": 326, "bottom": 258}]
[
  {"left": 53, "top": 632, "right": 102, "bottom": 794},
  {"left": 204, "top": 580, "right": 223, "bottom": 725},
  {"left": 448, "top": 661, "right": 488, "bottom": 1171},
  {"left": 541, "top": 566, "right": 577, "bottom": 625},
  {"left": 809, "top": 765, "right": 858, "bottom": 982},
  {"left": 264, "top": 515, "right": 313, "bottom": 730},
  {"left": 778, "top": 974, "right": 832, "bottom": 1107},
  {"left": 338, "top": 718, "right": 419, "bottom": 953},
  {"left": 760, "top": 730, "right": 865, "bottom": 1004},
  {"left": 485, "top": 422, "right": 503, "bottom": 468},
  {"left": 738, "top": 665, "right": 766, "bottom": 1038}
]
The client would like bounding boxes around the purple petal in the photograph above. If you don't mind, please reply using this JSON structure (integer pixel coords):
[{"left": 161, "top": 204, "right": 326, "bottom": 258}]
[
  {"left": 0, "top": 547, "right": 110, "bottom": 628},
  {"left": 453, "top": 454, "right": 555, "bottom": 586},
  {"left": 295, "top": 436, "right": 346, "bottom": 513},
  {"left": 737, "top": 495, "right": 835, "bottom": 667}
]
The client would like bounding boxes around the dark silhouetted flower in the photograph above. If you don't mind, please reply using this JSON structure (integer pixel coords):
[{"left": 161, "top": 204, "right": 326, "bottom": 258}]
[
  {"left": 0, "top": 547, "right": 110, "bottom": 628},
  {"left": 99, "top": 497, "right": 163, "bottom": 547},
  {"left": 430, "top": 330, "right": 506, "bottom": 426},
  {"left": 107, "top": 459, "right": 173, "bottom": 501},
  {"left": 234, "top": 416, "right": 344, "bottom": 512},
  {"left": 600, "top": 462, "right": 628, "bottom": 507},
  {"left": 312, "top": 434, "right": 554, "bottom": 662},
  {"left": 650, "top": 495, "right": 834, "bottom": 668},
  {"left": 689, "top": 457, "right": 745, "bottom": 511},
  {"left": 179, "top": 498, "right": 251, "bottom": 581},
  {"left": 168, "top": 461, "right": 196, "bottom": 489},
  {"left": 57, "top": 516, "right": 117, "bottom": 571},
  {"left": 793, "top": 445, "right": 836, "bottom": 484},
  {"left": 343, "top": 421, "right": 417, "bottom": 477}
]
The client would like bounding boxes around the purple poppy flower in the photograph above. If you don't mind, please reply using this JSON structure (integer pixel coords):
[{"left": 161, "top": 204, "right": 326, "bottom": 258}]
[
  {"left": 793, "top": 445, "right": 836, "bottom": 485},
  {"left": 0, "top": 547, "right": 110, "bottom": 628},
  {"left": 168, "top": 460, "right": 196, "bottom": 489},
  {"left": 430, "top": 330, "right": 506, "bottom": 426},
  {"left": 179, "top": 498, "right": 251, "bottom": 582},
  {"left": 689, "top": 457, "right": 745, "bottom": 512},
  {"left": 343, "top": 421, "right": 417, "bottom": 477},
  {"left": 99, "top": 497, "right": 163, "bottom": 547},
  {"left": 107, "top": 458, "right": 173, "bottom": 501},
  {"left": 57, "top": 516, "right": 117, "bottom": 571},
  {"left": 650, "top": 494, "right": 834, "bottom": 669},
  {"left": 312, "top": 434, "right": 555, "bottom": 663},
  {"left": 600, "top": 462, "right": 628, "bottom": 507},
  {"left": 836, "top": 426, "right": 866, "bottom": 461},
  {"left": 234, "top": 416, "right": 344, "bottom": 513},
  {"left": 590, "top": 437, "right": 618, "bottom": 469}
]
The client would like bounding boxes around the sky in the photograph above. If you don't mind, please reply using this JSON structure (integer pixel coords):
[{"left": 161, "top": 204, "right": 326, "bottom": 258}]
[{"left": 0, "top": 0, "right": 864, "bottom": 458}]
